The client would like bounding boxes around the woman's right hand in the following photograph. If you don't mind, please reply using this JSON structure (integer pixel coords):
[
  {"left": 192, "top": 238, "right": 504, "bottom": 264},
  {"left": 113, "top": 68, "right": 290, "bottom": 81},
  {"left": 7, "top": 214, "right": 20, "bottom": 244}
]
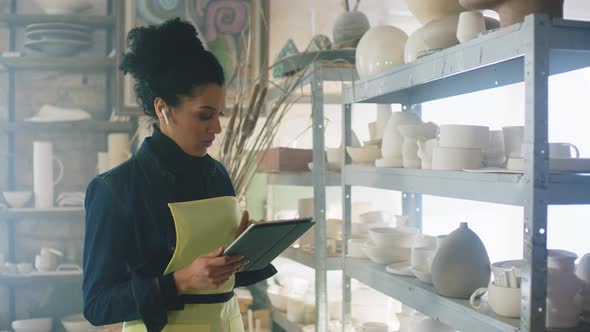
[{"left": 173, "top": 247, "right": 247, "bottom": 294}]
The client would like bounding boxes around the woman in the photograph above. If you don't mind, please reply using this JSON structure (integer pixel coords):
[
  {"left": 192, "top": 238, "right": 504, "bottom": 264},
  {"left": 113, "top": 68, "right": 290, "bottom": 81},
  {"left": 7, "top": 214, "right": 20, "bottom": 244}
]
[{"left": 83, "top": 18, "right": 276, "bottom": 332}]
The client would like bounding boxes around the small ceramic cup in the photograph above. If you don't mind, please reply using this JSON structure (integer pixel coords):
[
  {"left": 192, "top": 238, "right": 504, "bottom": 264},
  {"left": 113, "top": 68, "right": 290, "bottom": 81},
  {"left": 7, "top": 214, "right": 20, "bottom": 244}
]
[
  {"left": 17, "top": 263, "right": 33, "bottom": 274},
  {"left": 549, "top": 142, "right": 580, "bottom": 159},
  {"left": 470, "top": 282, "right": 521, "bottom": 318},
  {"left": 457, "top": 11, "right": 486, "bottom": 43}
]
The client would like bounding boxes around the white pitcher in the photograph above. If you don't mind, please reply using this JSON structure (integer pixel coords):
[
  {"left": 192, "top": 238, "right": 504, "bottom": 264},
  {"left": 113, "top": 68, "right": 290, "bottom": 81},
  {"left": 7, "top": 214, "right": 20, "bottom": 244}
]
[{"left": 33, "top": 142, "right": 64, "bottom": 208}]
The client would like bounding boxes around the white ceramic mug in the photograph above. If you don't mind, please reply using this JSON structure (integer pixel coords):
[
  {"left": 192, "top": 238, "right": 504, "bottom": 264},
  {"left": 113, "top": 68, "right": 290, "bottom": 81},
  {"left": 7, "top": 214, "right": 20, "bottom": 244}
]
[
  {"left": 470, "top": 282, "right": 521, "bottom": 318},
  {"left": 457, "top": 10, "right": 486, "bottom": 43},
  {"left": 549, "top": 143, "right": 580, "bottom": 159}
]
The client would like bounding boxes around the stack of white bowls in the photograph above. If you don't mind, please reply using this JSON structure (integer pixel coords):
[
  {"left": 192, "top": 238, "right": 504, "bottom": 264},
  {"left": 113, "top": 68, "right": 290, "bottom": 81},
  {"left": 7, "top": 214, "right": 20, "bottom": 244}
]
[
  {"left": 432, "top": 125, "right": 489, "bottom": 170},
  {"left": 362, "top": 227, "right": 418, "bottom": 265}
]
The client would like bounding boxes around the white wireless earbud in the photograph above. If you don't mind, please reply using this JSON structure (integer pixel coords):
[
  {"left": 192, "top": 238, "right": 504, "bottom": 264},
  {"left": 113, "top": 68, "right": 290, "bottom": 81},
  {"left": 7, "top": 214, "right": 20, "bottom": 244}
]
[{"left": 162, "top": 107, "right": 170, "bottom": 125}]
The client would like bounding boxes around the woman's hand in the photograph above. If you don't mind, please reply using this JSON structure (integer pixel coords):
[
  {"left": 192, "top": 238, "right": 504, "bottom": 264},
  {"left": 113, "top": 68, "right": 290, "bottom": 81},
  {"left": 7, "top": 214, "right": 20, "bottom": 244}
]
[
  {"left": 173, "top": 247, "right": 247, "bottom": 293},
  {"left": 236, "top": 210, "right": 252, "bottom": 238}
]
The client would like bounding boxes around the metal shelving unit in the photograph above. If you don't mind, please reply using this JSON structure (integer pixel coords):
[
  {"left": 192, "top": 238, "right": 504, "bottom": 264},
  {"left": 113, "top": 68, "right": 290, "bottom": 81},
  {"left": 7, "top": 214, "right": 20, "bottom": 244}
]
[
  {"left": 265, "top": 64, "right": 357, "bottom": 332},
  {"left": 339, "top": 15, "right": 590, "bottom": 332},
  {"left": 0, "top": 1, "right": 130, "bottom": 327}
]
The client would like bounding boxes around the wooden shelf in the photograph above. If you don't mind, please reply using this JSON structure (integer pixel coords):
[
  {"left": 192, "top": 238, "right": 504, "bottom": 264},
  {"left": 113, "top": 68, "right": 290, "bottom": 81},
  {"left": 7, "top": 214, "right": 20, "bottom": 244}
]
[{"left": 0, "top": 14, "right": 115, "bottom": 29}]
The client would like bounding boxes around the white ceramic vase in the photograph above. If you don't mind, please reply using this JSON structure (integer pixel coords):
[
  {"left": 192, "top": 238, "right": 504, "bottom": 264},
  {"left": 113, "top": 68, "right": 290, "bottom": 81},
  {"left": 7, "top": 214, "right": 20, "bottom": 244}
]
[
  {"left": 33, "top": 142, "right": 64, "bottom": 208},
  {"left": 546, "top": 249, "right": 584, "bottom": 329},
  {"left": 381, "top": 112, "right": 422, "bottom": 160},
  {"left": 404, "top": 26, "right": 429, "bottom": 63},
  {"left": 405, "top": 0, "right": 465, "bottom": 25},
  {"left": 417, "top": 138, "right": 439, "bottom": 170},
  {"left": 421, "top": 14, "right": 461, "bottom": 49},
  {"left": 398, "top": 122, "right": 439, "bottom": 169},
  {"left": 356, "top": 26, "right": 408, "bottom": 80},
  {"left": 332, "top": 11, "right": 370, "bottom": 48},
  {"left": 431, "top": 222, "right": 491, "bottom": 299},
  {"left": 457, "top": 10, "right": 486, "bottom": 43}
]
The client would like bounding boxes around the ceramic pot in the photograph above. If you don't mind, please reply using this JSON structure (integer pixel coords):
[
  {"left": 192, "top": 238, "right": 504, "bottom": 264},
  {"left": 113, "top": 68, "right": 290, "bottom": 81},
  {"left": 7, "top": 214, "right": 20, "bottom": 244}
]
[
  {"left": 356, "top": 26, "right": 408, "bottom": 80},
  {"left": 381, "top": 112, "right": 422, "bottom": 160},
  {"left": 404, "top": 26, "right": 429, "bottom": 63},
  {"left": 399, "top": 122, "right": 439, "bottom": 169},
  {"left": 458, "top": 0, "right": 564, "bottom": 28},
  {"left": 431, "top": 222, "right": 491, "bottom": 299},
  {"left": 405, "top": 0, "right": 465, "bottom": 25},
  {"left": 546, "top": 249, "right": 584, "bottom": 329},
  {"left": 333, "top": 11, "right": 370, "bottom": 48}
]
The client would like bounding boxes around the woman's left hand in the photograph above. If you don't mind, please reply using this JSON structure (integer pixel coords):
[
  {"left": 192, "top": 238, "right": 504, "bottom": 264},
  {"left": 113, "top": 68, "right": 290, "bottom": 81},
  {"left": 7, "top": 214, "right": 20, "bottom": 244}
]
[{"left": 236, "top": 210, "right": 252, "bottom": 238}]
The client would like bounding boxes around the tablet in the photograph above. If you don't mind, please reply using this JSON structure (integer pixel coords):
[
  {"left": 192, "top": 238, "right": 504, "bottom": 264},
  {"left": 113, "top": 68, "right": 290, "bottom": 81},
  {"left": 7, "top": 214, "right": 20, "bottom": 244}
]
[{"left": 224, "top": 217, "right": 314, "bottom": 272}]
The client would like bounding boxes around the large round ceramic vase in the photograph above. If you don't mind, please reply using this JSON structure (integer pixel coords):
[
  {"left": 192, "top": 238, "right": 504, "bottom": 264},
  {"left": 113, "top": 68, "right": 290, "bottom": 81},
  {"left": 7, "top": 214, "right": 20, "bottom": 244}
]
[
  {"left": 404, "top": 26, "right": 429, "bottom": 63},
  {"left": 546, "top": 249, "right": 584, "bottom": 329},
  {"left": 458, "top": 0, "right": 564, "bottom": 28},
  {"left": 431, "top": 222, "right": 491, "bottom": 299},
  {"left": 355, "top": 26, "right": 408, "bottom": 80},
  {"left": 381, "top": 112, "right": 422, "bottom": 160},
  {"left": 332, "top": 11, "right": 370, "bottom": 48},
  {"left": 405, "top": 0, "right": 465, "bottom": 25}
]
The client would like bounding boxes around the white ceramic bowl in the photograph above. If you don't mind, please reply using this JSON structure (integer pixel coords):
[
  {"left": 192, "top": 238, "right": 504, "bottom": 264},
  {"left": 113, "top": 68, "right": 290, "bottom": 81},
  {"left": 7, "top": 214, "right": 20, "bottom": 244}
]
[
  {"left": 358, "top": 211, "right": 393, "bottom": 225},
  {"left": 412, "top": 234, "right": 437, "bottom": 248},
  {"left": 34, "top": 0, "right": 92, "bottom": 14},
  {"left": 61, "top": 314, "right": 94, "bottom": 332},
  {"left": 368, "top": 227, "right": 419, "bottom": 248},
  {"left": 362, "top": 242, "right": 411, "bottom": 265},
  {"left": 12, "top": 318, "right": 52, "bottom": 332},
  {"left": 3, "top": 192, "right": 33, "bottom": 208},
  {"left": 432, "top": 147, "right": 483, "bottom": 170},
  {"left": 411, "top": 265, "right": 433, "bottom": 284},
  {"left": 346, "top": 146, "right": 382, "bottom": 165},
  {"left": 348, "top": 238, "right": 368, "bottom": 258},
  {"left": 356, "top": 26, "right": 408, "bottom": 80},
  {"left": 438, "top": 125, "right": 490, "bottom": 149}
]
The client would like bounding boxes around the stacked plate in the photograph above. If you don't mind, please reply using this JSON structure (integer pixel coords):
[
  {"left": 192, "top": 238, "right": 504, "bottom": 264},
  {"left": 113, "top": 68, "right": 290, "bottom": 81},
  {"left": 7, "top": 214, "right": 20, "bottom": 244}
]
[{"left": 24, "top": 22, "right": 92, "bottom": 56}]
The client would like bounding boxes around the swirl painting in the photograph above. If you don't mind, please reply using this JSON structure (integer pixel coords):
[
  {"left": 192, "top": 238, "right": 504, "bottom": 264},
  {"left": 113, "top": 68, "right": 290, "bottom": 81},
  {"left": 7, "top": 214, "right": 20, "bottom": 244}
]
[{"left": 118, "top": 0, "right": 267, "bottom": 113}]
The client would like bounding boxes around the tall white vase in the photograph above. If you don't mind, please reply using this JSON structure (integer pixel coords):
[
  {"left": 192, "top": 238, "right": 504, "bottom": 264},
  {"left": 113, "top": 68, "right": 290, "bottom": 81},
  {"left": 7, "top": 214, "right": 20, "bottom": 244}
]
[
  {"left": 33, "top": 142, "right": 63, "bottom": 208},
  {"left": 381, "top": 112, "right": 422, "bottom": 159}
]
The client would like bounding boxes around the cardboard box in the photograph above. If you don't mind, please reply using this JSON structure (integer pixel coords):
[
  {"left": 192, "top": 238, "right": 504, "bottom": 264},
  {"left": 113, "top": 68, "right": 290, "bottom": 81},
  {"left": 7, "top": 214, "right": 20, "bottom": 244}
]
[{"left": 257, "top": 147, "right": 313, "bottom": 173}]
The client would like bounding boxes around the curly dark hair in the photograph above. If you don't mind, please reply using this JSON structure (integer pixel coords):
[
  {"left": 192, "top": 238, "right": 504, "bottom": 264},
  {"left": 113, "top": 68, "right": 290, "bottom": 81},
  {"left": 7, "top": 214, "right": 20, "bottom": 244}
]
[{"left": 119, "top": 18, "right": 225, "bottom": 117}]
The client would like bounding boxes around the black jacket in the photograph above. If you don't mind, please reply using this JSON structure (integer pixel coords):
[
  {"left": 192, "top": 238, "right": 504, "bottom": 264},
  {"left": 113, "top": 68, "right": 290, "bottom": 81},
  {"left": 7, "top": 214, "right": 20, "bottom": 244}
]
[{"left": 83, "top": 128, "right": 276, "bottom": 332}]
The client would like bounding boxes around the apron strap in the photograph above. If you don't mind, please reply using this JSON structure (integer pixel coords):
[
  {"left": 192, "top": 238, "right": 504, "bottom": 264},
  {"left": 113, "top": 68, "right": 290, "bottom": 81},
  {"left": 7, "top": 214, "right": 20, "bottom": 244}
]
[{"left": 180, "top": 291, "right": 235, "bottom": 304}]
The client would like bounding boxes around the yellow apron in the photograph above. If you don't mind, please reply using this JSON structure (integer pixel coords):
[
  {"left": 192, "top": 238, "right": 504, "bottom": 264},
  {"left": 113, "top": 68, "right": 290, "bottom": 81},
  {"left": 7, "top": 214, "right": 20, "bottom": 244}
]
[{"left": 123, "top": 196, "right": 245, "bottom": 332}]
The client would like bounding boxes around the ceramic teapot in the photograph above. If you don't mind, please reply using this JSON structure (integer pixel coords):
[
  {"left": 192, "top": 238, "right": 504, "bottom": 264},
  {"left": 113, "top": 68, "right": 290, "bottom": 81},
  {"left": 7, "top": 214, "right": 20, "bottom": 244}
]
[{"left": 459, "top": 0, "right": 564, "bottom": 28}]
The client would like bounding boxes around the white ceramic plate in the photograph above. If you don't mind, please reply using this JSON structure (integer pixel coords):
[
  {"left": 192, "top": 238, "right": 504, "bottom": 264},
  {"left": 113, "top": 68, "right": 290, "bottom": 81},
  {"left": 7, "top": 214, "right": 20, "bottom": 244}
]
[
  {"left": 26, "top": 29, "right": 92, "bottom": 41},
  {"left": 411, "top": 266, "right": 433, "bottom": 284},
  {"left": 25, "top": 39, "right": 90, "bottom": 56},
  {"left": 386, "top": 261, "right": 414, "bottom": 277}
]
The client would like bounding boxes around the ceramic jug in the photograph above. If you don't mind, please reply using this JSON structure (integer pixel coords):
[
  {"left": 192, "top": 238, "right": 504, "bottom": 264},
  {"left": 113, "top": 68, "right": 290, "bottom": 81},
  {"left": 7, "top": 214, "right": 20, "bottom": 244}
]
[
  {"left": 381, "top": 112, "right": 422, "bottom": 160},
  {"left": 459, "top": 0, "right": 564, "bottom": 28},
  {"left": 417, "top": 138, "right": 439, "bottom": 170},
  {"left": 399, "top": 122, "right": 438, "bottom": 169},
  {"left": 431, "top": 222, "right": 491, "bottom": 299},
  {"left": 546, "top": 249, "right": 584, "bottom": 329}
]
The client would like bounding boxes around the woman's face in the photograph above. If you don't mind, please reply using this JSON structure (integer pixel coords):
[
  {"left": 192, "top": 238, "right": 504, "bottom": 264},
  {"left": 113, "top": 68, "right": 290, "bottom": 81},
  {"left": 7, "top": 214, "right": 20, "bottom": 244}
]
[{"left": 157, "top": 84, "right": 225, "bottom": 157}]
